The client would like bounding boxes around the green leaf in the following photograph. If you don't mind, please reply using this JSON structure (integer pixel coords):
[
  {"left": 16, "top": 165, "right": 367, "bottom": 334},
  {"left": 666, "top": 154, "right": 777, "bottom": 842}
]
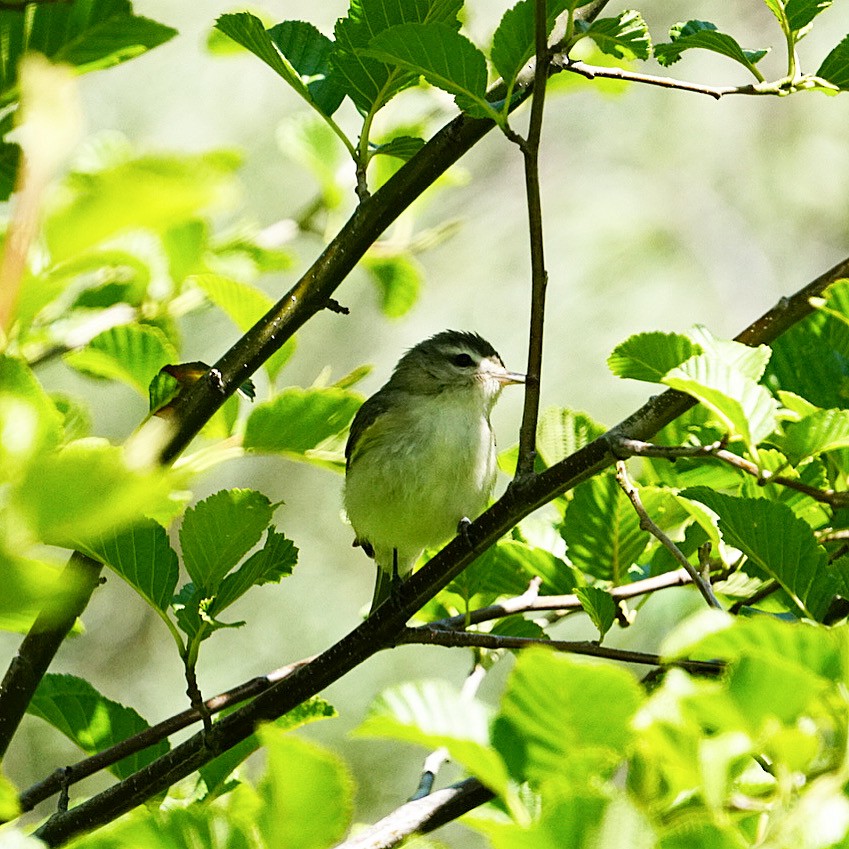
[
  {"left": 575, "top": 10, "right": 652, "bottom": 62},
  {"left": 357, "top": 680, "right": 514, "bottom": 803},
  {"left": 64, "top": 323, "right": 177, "bottom": 396},
  {"left": 365, "top": 22, "right": 493, "bottom": 118},
  {"left": 0, "top": 140, "right": 20, "bottom": 202},
  {"left": 780, "top": 408, "right": 849, "bottom": 463},
  {"left": 197, "top": 697, "right": 336, "bottom": 800},
  {"left": 0, "top": 355, "right": 63, "bottom": 474},
  {"left": 491, "top": 0, "right": 593, "bottom": 87},
  {"left": 331, "top": 0, "right": 463, "bottom": 115},
  {"left": 190, "top": 273, "right": 295, "bottom": 379},
  {"left": 492, "top": 649, "right": 643, "bottom": 786},
  {"left": 244, "top": 387, "right": 363, "bottom": 462},
  {"left": 785, "top": 0, "right": 833, "bottom": 32},
  {"left": 13, "top": 440, "right": 175, "bottom": 547},
  {"left": 0, "top": 771, "right": 18, "bottom": 822},
  {"left": 654, "top": 21, "right": 767, "bottom": 79},
  {"left": 0, "top": 0, "right": 176, "bottom": 105},
  {"left": 661, "top": 354, "right": 779, "bottom": 454},
  {"left": 268, "top": 20, "right": 346, "bottom": 116},
  {"left": 79, "top": 520, "right": 178, "bottom": 613},
  {"left": 0, "top": 549, "right": 69, "bottom": 634},
  {"left": 450, "top": 539, "right": 578, "bottom": 602},
  {"left": 27, "top": 673, "right": 169, "bottom": 780},
  {"left": 688, "top": 327, "right": 772, "bottom": 381},
  {"left": 256, "top": 726, "right": 353, "bottom": 849},
  {"left": 817, "top": 34, "right": 849, "bottom": 90},
  {"left": 608, "top": 331, "right": 702, "bottom": 383},
  {"left": 575, "top": 586, "right": 617, "bottom": 639},
  {"left": 179, "top": 490, "right": 275, "bottom": 595},
  {"left": 362, "top": 254, "right": 422, "bottom": 318},
  {"left": 681, "top": 489, "right": 837, "bottom": 621},
  {"left": 213, "top": 529, "right": 298, "bottom": 614},
  {"left": 370, "top": 134, "right": 426, "bottom": 161},
  {"left": 560, "top": 472, "right": 648, "bottom": 583},
  {"left": 45, "top": 150, "right": 241, "bottom": 261},
  {"left": 536, "top": 407, "right": 606, "bottom": 467}
]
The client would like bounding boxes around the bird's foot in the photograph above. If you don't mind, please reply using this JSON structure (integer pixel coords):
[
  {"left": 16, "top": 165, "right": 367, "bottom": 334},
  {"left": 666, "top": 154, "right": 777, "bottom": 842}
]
[{"left": 457, "top": 517, "right": 473, "bottom": 549}]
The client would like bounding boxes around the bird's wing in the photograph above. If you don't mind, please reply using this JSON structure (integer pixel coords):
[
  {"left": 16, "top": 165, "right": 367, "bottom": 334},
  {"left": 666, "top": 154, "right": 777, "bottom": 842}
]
[{"left": 345, "top": 389, "right": 395, "bottom": 471}]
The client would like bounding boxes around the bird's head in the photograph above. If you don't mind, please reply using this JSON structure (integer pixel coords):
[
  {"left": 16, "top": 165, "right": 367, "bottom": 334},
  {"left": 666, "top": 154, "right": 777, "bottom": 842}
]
[{"left": 388, "top": 330, "right": 525, "bottom": 400}]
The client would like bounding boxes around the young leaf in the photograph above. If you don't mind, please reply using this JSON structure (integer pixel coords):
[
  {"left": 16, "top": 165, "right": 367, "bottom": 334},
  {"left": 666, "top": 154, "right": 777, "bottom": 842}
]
[
  {"left": 268, "top": 20, "right": 346, "bottom": 116},
  {"left": 779, "top": 408, "right": 849, "bottom": 463},
  {"left": 785, "top": 0, "right": 834, "bottom": 33},
  {"left": 560, "top": 472, "right": 648, "bottom": 583},
  {"left": 331, "top": 0, "right": 463, "bottom": 116},
  {"left": 179, "top": 489, "right": 275, "bottom": 595},
  {"left": 46, "top": 150, "right": 241, "bottom": 261},
  {"left": 213, "top": 529, "right": 298, "bottom": 614},
  {"left": 362, "top": 254, "right": 422, "bottom": 318},
  {"left": 13, "top": 440, "right": 175, "bottom": 546},
  {"left": 536, "top": 407, "right": 607, "bottom": 467},
  {"left": 27, "top": 674, "right": 169, "bottom": 780},
  {"left": 491, "top": 0, "right": 594, "bottom": 88},
  {"left": 256, "top": 727, "right": 354, "bottom": 849},
  {"left": 574, "top": 10, "right": 652, "bottom": 62},
  {"left": 370, "top": 134, "right": 426, "bottom": 161},
  {"left": 687, "top": 326, "right": 772, "bottom": 381},
  {"left": 190, "top": 273, "right": 295, "bottom": 379},
  {"left": 608, "top": 331, "right": 702, "bottom": 383},
  {"left": 80, "top": 520, "right": 178, "bottom": 613},
  {"left": 356, "top": 679, "right": 514, "bottom": 803},
  {"left": 365, "top": 23, "right": 494, "bottom": 119},
  {"left": 492, "top": 649, "right": 643, "bottom": 786},
  {"left": 64, "top": 323, "right": 177, "bottom": 396},
  {"left": 654, "top": 21, "right": 767, "bottom": 79},
  {"left": 817, "top": 34, "right": 849, "bottom": 90},
  {"left": 244, "top": 387, "right": 363, "bottom": 460},
  {"left": 576, "top": 586, "right": 617, "bottom": 640},
  {"left": 661, "top": 354, "right": 779, "bottom": 454},
  {"left": 681, "top": 488, "right": 836, "bottom": 621}
]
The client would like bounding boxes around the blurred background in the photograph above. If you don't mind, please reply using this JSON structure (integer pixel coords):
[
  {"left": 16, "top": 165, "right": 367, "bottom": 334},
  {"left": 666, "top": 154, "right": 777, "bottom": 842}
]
[{"left": 4, "top": 0, "right": 849, "bottom": 840}]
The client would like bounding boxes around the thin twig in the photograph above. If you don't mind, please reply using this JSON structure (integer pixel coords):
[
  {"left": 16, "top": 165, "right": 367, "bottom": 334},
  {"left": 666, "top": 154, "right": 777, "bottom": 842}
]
[
  {"left": 559, "top": 59, "right": 771, "bottom": 99},
  {"left": 615, "top": 462, "right": 723, "bottom": 610},
  {"left": 433, "top": 568, "right": 692, "bottom": 630},
  {"left": 615, "top": 436, "right": 849, "bottom": 508},
  {"left": 397, "top": 626, "right": 723, "bottom": 676},
  {"left": 728, "top": 580, "right": 782, "bottom": 615},
  {"left": 513, "top": 0, "right": 550, "bottom": 480}
]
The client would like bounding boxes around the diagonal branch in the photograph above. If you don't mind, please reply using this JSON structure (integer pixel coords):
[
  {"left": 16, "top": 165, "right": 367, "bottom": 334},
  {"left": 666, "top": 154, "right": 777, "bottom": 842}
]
[{"left": 32, "top": 251, "right": 849, "bottom": 846}]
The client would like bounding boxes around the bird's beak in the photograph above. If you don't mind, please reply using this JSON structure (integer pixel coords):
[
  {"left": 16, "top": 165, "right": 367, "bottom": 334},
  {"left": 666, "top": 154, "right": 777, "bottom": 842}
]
[{"left": 496, "top": 369, "right": 526, "bottom": 386}]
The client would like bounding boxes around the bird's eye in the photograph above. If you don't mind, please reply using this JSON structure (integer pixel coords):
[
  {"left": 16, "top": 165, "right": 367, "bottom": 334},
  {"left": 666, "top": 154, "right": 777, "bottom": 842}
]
[{"left": 452, "top": 353, "right": 474, "bottom": 367}]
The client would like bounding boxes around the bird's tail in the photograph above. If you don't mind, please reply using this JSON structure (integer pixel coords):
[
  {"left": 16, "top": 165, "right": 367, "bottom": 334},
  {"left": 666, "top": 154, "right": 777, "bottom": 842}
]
[{"left": 369, "top": 566, "right": 395, "bottom": 613}]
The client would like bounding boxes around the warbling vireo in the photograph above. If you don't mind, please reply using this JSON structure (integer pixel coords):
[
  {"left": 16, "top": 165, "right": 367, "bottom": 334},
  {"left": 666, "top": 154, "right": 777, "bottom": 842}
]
[{"left": 344, "top": 330, "right": 525, "bottom": 612}]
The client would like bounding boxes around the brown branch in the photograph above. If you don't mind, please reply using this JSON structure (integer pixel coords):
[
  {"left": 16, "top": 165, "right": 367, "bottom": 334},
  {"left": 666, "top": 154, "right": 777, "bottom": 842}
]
[
  {"left": 615, "top": 461, "right": 723, "bottom": 609},
  {"left": 28, "top": 254, "right": 849, "bottom": 847},
  {"left": 514, "top": 0, "right": 550, "bottom": 480},
  {"left": 396, "top": 626, "right": 723, "bottom": 675},
  {"left": 433, "top": 568, "right": 693, "bottom": 629},
  {"left": 615, "top": 437, "right": 849, "bottom": 508}
]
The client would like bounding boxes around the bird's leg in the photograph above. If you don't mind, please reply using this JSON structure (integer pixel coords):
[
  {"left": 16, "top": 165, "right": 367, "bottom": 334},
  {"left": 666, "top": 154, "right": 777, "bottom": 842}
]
[{"left": 457, "top": 517, "right": 473, "bottom": 549}]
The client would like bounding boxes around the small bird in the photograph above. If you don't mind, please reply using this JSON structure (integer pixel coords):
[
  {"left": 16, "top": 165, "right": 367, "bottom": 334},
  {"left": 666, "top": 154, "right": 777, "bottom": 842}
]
[{"left": 344, "top": 330, "right": 525, "bottom": 612}]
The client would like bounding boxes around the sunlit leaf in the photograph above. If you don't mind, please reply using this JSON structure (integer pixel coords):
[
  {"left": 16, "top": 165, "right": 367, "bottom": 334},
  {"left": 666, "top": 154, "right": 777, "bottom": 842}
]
[
  {"left": 536, "top": 407, "right": 606, "bottom": 467},
  {"left": 256, "top": 727, "right": 353, "bottom": 849},
  {"left": 576, "top": 586, "right": 617, "bottom": 639},
  {"left": 79, "top": 520, "right": 178, "bottom": 613},
  {"left": 654, "top": 20, "right": 767, "bottom": 78},
  {"left": 244, "top": 387, "right": 363, "bottom": 460},
  {"left": 64, "top": 323, "right": 177, "bottom": 396},
  {"left": 179, "top": 489, "right": 275, "bottom": 594},
  {"left": 365, "top": 23, "right": 493, "bottom": 118},
  {"left": 362, "top": 254, "right": 422, "bottom": 318},
  {"left": 493, "top": 649, "right": 643, "bottom": 786},
  {"left": 608, "top": 331, "right": 702, "bottom": 383},
  {"left": 27, "top": 673, "right": 169, "bottom": 780},
  {"left": 681, "top": 488, "right": 839, "bottom": 621},
  {"left": 780, "top": 408, "right": 849, "bottom": 463},
  {"left": 560, "top": 472, "right": 648, "bottom": 583},
  {"left": 575, "top": 10, "right": 652, "bottom": 61}
]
